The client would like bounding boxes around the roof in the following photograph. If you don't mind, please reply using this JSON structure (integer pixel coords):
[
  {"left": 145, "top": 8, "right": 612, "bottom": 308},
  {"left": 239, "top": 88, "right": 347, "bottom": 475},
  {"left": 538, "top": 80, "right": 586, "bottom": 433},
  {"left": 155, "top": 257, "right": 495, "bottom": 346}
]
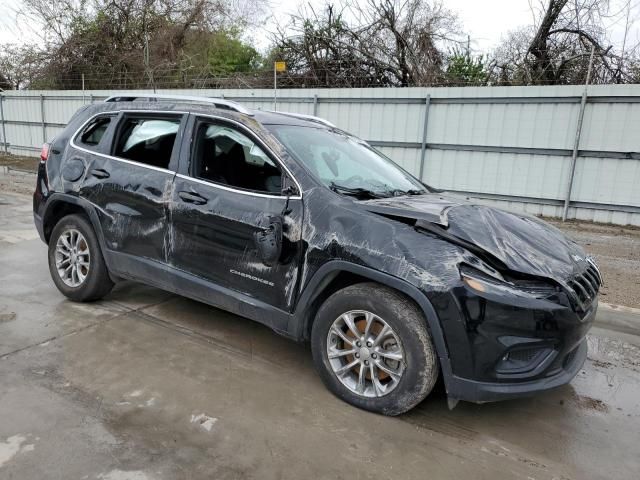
[{"left": 102, "top": 93, "right": 333, "bottom": 129}]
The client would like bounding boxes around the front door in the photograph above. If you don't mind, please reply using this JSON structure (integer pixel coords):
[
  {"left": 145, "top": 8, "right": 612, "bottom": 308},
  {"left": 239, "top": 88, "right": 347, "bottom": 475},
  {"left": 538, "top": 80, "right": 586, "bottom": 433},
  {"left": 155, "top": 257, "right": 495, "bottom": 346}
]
[{"left": 169, "top": 116, "right": 303, "bottom": 312}]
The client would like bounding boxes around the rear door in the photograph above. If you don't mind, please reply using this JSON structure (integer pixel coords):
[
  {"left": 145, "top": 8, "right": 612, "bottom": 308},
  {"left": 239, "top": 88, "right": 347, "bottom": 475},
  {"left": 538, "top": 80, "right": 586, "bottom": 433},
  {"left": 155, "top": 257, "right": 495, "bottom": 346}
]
[
  {"left": 74, "top": 111, "right": 186, "bottom": 269},
  {"left": 169, "top": 115, "right": 304, "bottom": 312}
]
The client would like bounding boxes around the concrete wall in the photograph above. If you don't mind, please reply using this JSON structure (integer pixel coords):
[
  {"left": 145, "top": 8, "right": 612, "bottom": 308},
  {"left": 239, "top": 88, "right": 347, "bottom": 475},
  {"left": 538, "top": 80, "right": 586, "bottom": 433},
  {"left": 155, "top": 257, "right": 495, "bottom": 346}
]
[{"left": 1, "top": 85, "right": 639, "bottom": 225}]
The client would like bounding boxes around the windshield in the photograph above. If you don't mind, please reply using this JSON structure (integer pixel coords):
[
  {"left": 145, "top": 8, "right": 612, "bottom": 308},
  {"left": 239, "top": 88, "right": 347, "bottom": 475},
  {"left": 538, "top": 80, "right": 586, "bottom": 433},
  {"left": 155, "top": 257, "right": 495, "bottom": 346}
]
[{"left": 267, "top": 125, "right": 426, "bottom": 197}]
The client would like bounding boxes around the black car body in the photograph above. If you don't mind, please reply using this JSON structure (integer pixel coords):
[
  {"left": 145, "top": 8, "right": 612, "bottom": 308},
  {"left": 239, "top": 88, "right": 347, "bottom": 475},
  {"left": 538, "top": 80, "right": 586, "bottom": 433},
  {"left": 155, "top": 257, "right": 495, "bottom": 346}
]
[{"left": 33, "top": 95, "right": 601, "bottom": 414}]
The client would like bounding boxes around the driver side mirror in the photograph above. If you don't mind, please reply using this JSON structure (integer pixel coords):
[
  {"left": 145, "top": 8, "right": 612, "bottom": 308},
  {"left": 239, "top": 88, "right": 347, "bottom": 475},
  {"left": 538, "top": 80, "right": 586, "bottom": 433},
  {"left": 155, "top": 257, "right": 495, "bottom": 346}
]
[{"left": 254, "top": 215, "right": 283, "bottom": 267}]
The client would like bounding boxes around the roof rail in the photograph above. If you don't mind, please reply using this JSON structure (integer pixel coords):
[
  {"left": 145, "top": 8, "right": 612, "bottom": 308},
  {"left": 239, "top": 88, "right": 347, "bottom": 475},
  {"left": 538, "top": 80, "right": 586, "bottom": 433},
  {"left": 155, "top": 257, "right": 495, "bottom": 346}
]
[
  {"left": 268, "top": 111, "right": 336, "bottom": 128},
  {"left": 104, "top": 93, "right": 252, "bottom": 115}
]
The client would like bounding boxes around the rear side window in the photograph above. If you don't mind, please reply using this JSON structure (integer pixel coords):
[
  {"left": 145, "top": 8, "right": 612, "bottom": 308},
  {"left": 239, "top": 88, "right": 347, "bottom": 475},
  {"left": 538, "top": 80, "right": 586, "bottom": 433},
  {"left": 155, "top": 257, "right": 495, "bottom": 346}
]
[
  {"left": 114, "top": 116, "right": 181, "bottom": 169},
  {"left": 76, "top": 115, "right": 113, "bottom": 149}
]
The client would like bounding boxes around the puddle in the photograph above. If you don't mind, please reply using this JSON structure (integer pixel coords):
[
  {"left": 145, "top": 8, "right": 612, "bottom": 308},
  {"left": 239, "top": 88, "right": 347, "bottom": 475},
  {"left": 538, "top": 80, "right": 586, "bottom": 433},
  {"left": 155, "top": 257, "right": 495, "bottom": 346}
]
[
  {"left": 0, "top": 434, "right": 35, "bottom": 467},
  {"left": 98, "top": 470, "right": 154, "bottom": 480}
]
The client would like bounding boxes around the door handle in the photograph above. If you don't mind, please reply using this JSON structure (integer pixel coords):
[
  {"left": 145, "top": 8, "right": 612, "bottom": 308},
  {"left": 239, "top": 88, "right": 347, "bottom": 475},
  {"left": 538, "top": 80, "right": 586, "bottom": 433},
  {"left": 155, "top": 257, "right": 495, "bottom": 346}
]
[
  {"left": 178, "top": 191, "right": 208, "bottom": 205},
  {"left": 90, "top": 168, "right": 110, "bottom": 179}
]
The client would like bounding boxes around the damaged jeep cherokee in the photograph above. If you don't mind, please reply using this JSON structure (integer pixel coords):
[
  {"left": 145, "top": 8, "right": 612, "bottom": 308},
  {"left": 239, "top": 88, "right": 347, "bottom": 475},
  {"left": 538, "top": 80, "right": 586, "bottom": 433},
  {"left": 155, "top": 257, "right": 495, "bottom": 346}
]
[{"left": 33, "top": 94, "right": 602, "bottom": 415}]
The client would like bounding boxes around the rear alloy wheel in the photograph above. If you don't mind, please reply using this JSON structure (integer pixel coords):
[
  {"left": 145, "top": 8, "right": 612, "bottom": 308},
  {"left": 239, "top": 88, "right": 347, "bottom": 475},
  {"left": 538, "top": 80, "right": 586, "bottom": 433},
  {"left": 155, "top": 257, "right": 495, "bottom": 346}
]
[
  {"left": 48, "top": 214, "right": 114, "bottom": 302},
  {"left": 312, "top": 283, "right": 439, "bottom": 415},
  {"left": 54, "top": 228, "right": 91, "bottom": 287}
]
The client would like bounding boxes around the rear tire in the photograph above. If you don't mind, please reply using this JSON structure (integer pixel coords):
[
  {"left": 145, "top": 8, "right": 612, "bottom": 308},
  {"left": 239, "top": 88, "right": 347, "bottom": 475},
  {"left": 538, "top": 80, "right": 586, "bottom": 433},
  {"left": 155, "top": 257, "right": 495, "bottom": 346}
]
[
  {"left": 311, "top": 282, "right": 439, "bottom": 415},
  {"left": 48, "top": 214, "right": 114, "bottom": 301}
]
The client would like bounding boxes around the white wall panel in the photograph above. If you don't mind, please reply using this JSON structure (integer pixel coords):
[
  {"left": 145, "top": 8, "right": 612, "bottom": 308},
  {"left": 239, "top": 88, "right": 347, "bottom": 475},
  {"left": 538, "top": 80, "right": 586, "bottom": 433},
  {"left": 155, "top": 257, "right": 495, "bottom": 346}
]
[{"left": 1, "top": 85, "right": 639, "bottom": 225}]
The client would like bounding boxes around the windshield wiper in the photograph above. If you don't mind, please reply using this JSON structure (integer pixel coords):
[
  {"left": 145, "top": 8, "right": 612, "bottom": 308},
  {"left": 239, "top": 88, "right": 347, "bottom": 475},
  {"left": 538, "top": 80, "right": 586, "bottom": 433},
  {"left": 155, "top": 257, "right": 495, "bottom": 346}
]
[
  {"left": 386, "top": 188, "right": 426, "bottom": 197},
  {"left": 329, "top": 182, "right": 388, "bottom": 199}
]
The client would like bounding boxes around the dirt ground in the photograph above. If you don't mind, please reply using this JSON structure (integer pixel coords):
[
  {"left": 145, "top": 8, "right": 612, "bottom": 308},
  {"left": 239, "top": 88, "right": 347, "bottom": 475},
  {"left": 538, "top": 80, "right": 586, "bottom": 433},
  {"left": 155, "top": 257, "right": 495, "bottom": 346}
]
[
  {"left": 2, "top": 152, "right": 639, "bottom": 308},
  {"left": 547, "top": 219, "right": 640, "bottom": 308},
  {"left": 0, "top": 154, "right": 39, "bottom": 196},
  {"left": 0, "top": 153, "right": 39, "bottom": 172}
]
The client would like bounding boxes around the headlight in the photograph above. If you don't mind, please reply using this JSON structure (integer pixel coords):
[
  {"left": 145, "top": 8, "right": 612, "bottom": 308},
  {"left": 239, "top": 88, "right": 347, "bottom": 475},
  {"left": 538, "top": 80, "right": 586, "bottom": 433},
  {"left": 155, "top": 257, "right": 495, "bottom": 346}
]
[
  {"left": 459, "top": 264, "right": 505, "bottom": 293},
  {"left": 460, "top": 265, "right": 557, "bottom": 297}
]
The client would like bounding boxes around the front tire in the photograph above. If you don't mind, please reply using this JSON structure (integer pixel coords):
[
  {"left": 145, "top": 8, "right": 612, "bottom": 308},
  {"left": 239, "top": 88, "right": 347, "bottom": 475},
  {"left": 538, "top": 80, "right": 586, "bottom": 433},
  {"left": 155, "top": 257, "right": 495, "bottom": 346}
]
[
  {"left": 48, "top": 214, "right": 114, "bottom": 302},
  {"left": 311, "top": 283, "right": 439, "bottom": 415}
]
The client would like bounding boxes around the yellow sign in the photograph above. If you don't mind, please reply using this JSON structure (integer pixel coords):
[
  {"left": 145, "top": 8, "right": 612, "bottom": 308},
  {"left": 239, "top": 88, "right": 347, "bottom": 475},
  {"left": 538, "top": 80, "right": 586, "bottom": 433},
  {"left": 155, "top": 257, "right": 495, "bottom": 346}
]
[{"left": 274, "top": 61, "right": 287, "bottom": 72}]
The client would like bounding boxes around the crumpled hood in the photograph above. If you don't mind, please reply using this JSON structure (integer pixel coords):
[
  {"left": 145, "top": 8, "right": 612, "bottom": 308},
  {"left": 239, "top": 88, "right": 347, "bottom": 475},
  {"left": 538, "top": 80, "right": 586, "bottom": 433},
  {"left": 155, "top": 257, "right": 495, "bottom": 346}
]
[{"left": 360, "top": 194, "right": 589, "bottom": 280}]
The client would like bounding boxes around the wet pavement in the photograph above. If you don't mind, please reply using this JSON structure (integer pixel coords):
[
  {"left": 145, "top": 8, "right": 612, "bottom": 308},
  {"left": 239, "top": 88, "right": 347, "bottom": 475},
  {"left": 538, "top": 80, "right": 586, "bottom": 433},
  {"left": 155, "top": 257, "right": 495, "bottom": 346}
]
[{"left": 1, "top": 191, "right": 639, "bottom": 480}]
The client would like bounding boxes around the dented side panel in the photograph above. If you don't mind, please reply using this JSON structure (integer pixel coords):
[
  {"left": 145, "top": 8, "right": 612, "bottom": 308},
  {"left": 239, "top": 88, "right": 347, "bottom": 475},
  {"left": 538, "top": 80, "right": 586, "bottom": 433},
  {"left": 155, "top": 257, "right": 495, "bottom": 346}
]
[
  {"left": 168, "top": 176, "right": 304, "bottom": 312},
  {"left": 78, "top": 157, "right": 174, "bottom": 264}
]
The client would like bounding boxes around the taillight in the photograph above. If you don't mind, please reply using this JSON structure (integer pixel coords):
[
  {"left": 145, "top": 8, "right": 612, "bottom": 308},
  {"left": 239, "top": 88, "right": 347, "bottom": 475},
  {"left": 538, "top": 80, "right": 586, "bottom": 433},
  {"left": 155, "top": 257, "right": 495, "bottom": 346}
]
[{"left": 40, "top": 143, "right": 50, "bottom": 162}]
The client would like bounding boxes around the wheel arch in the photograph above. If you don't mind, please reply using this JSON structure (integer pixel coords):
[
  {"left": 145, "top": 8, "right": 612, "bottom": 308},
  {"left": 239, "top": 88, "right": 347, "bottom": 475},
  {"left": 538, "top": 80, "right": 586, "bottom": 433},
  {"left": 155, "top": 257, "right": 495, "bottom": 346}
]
[
  {"left": 289, "top": 261, "right": 454, "bottom": 385},
  {"left": 41, "top": 194, "right": 116, "bottom": 280},
  {"left": 42, "top": 194, "right": 104, "bottom": 244}
]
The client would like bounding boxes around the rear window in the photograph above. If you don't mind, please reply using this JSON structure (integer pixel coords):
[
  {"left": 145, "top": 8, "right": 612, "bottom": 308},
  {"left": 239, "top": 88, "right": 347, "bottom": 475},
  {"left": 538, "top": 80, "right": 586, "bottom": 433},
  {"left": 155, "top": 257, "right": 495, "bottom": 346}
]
[
  {"left": 114, "top": 117, "right": 181, "bottom": 169},
  {"left": 76, "top": 116, "right": 113, "bottom": 149}
]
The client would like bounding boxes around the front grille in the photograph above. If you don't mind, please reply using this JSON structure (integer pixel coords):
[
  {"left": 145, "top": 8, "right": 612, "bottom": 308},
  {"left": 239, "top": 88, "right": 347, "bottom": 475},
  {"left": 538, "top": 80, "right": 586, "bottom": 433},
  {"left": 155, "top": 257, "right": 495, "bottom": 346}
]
[
  {"left": 566, "top": 259, "right": 602, "bottom": 312},
  {"left": 495, "top": 346, "right": 553, "bottom": 376}
]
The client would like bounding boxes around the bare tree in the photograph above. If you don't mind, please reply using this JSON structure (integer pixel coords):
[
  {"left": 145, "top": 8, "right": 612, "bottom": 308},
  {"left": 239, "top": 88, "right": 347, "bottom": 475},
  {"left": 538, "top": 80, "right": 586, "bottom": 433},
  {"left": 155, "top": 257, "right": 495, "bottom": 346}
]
[
  {"left": 0, "top": 44, "right": 44, "bottom": 90},
  {"left": 492, "top": 0, "right": 640, "bottom": 85},
  {"left": 271, "top": 0, "right": 462, "bottom": 87}
]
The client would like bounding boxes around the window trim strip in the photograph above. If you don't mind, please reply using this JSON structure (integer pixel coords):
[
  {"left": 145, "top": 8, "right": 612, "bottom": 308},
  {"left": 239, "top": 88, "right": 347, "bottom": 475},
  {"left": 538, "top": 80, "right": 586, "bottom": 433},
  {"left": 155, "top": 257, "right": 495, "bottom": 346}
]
[
  {"left": 189, "top": 113, "right": 302, "bottom": 199},
  {"left": 70, "top": 109, "right": 303, "bottom": 199},
  {"left": 70, "top": 110, "right": 187, "bottom": 175}
]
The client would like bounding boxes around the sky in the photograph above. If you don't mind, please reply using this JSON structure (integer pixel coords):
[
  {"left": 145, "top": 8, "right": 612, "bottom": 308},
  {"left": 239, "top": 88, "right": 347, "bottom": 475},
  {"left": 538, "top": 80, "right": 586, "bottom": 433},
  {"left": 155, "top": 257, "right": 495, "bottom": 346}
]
[{"left": 1, "top": 0, "right": 639, "bottom": 54}]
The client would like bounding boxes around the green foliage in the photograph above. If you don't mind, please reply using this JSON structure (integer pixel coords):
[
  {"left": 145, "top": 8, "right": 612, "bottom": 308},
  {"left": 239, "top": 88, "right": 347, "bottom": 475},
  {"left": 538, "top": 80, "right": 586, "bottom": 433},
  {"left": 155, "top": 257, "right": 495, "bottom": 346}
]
[
  {"left": 203, "top": 30, "right": 261, "bottom": 74},
  {"left": 445, "top": 47, "right": 487, "bottom": 86},
  {"left": 21, "top": 1, "right": 263, "bottom": 89}
]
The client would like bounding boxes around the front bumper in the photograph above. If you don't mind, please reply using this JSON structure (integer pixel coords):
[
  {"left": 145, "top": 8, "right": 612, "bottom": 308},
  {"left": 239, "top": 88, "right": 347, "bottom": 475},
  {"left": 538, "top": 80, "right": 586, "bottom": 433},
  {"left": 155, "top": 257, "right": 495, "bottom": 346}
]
[
  {"left": 428, "top": 278, "right": 597, "bottom": 404},
  {"left": 446, "top": 338, "right": 587, "bottom": 403}
]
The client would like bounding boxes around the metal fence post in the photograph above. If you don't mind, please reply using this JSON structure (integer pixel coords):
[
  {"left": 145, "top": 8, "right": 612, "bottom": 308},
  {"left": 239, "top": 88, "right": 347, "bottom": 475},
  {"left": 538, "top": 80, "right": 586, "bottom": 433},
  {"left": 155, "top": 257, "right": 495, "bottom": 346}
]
[
  {"left": 562, "top": 92, "right": 588, "bottom": 221},
  {"left": 418, "top": 94, "right": 431, "bottom": 181},
  {"left": 562, "top": 47, "right": 595, "bottom": 221},
  {"left": 40, "top": 94, "right": 47, "bottom": 143},
  {"left": 0, "top": 94, "right": 7, "bottom": 153},
  {"left": 90, "top": 94, "right": 94, "bottom": 104},
  {"left": 313, "top": 94, "right": 319, "bottom": 116}
]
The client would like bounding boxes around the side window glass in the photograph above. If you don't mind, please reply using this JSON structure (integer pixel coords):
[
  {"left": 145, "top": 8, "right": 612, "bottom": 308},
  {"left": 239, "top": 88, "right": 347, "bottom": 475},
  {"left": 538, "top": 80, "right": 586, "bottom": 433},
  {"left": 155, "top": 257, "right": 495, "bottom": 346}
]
[
  {"left": 192, "top": 122, "right": 283, "bottom": 194},
  {"left": 114, "top": 117, "right": 181, "bottom": 169},
  {"left": 75, "top": 116, "right": 113, "bottom": 150}
]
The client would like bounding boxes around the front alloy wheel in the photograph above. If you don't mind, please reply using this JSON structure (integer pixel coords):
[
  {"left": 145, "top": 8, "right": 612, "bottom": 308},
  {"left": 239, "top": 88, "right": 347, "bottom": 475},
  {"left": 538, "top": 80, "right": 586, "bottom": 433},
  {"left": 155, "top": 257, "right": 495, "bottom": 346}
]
[
  {"left": 327, "top": 310, "right": 405, "bottom": 397},
  {"left": 311, "top": 283, "right": 439, "bottom": 415}
]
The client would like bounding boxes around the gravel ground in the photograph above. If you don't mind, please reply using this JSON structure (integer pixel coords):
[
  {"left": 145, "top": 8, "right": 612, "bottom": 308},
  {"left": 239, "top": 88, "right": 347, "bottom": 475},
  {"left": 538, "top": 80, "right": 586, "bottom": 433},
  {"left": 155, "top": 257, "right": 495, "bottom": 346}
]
[
  {"left": 0, "top": 154, "right": 39, "bottom": 196},
  {"left": 2, "top": 152, "right": 639, "bottom": 308},
  {"left": 0, "top": 153, "right": 39, "bottom": 172},
  {"left": 547, "top": 219, "right": 640, "bottom": 309}
]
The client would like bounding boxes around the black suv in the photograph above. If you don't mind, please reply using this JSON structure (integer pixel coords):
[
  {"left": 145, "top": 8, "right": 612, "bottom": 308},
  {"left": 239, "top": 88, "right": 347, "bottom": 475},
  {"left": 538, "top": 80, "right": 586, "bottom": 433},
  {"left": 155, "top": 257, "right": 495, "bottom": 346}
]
[{"left": 33, "top": 94, "right": 601, "bottom": 415}]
